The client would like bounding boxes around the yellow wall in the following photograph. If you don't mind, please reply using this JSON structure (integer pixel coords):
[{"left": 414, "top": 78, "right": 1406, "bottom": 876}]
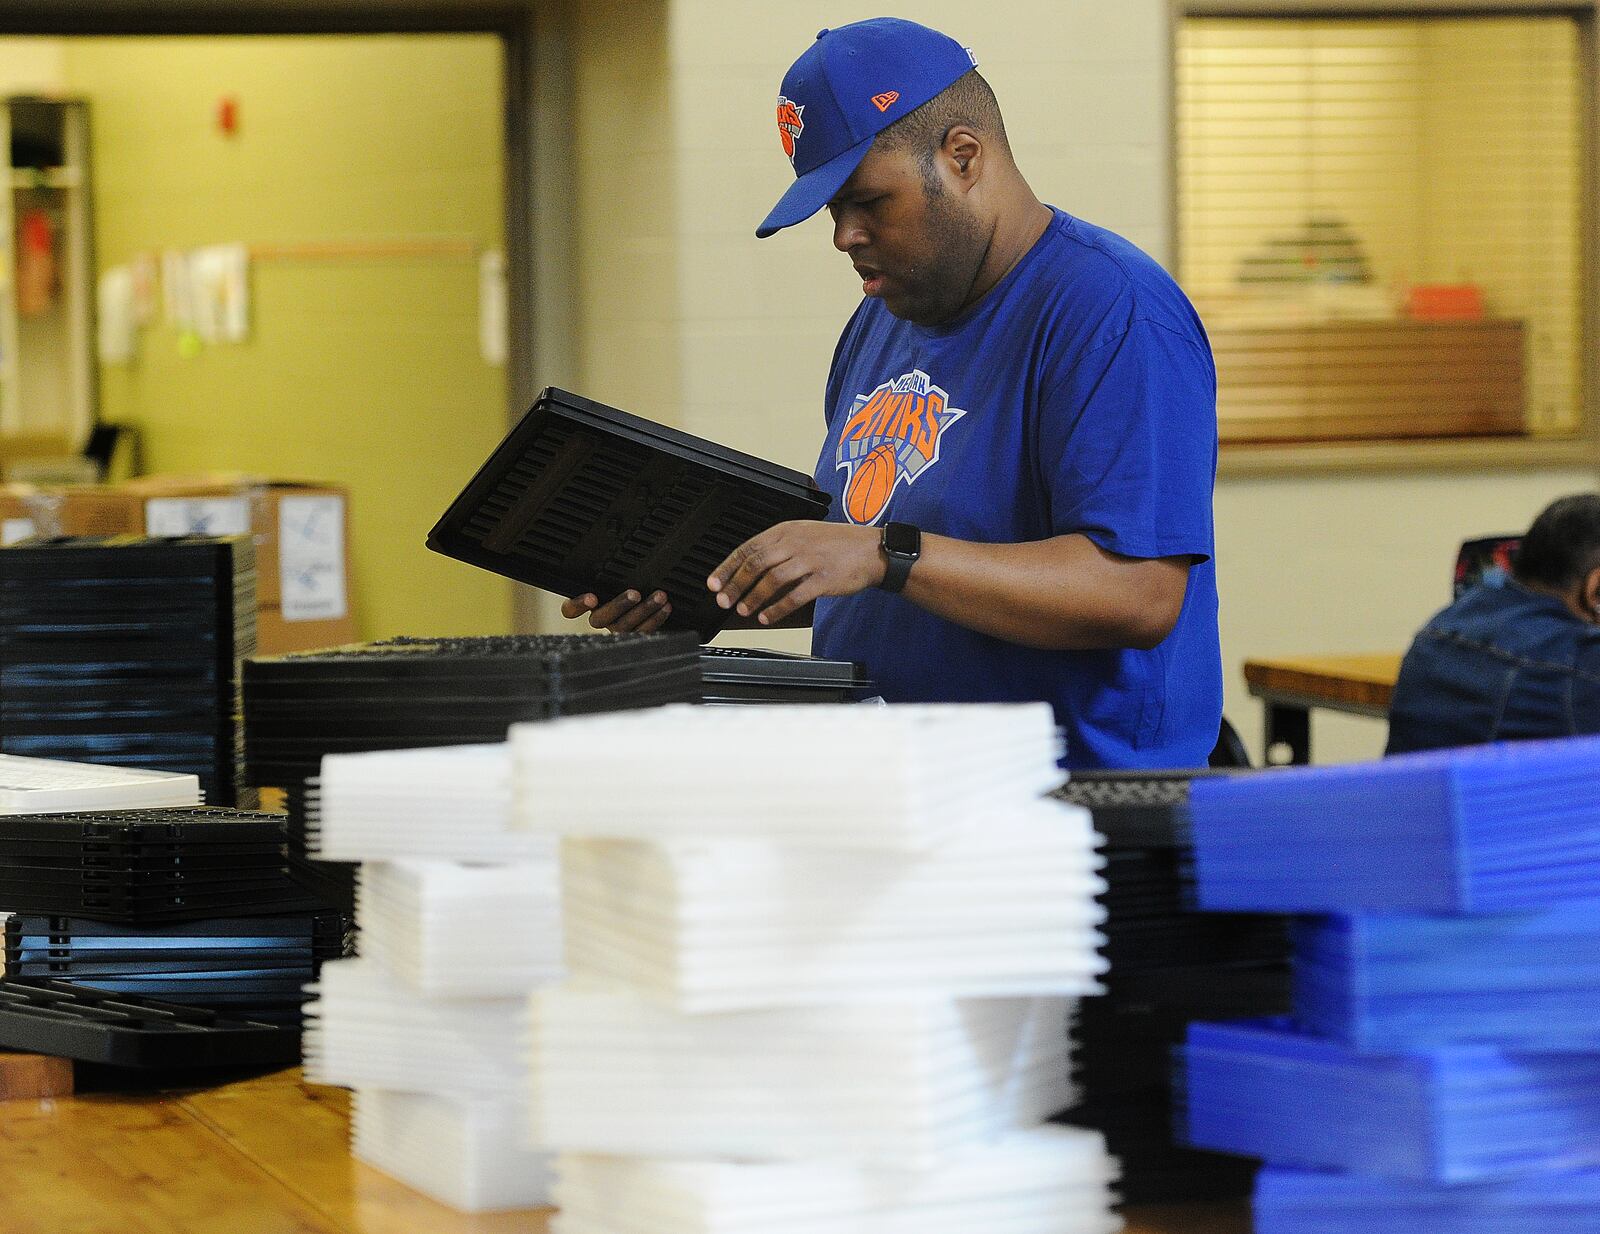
[
  {"left": 0, "top": 38, "right": 64, "bottom": 93},
  {"left": 567, "top": 0, "right": 1598, "bottom": 749},
  {"left": 571, "top": 2, "right": 682, "bottom": 427},
  {"left": 62, "top": 34, "right": 512, "bottom": 639}
]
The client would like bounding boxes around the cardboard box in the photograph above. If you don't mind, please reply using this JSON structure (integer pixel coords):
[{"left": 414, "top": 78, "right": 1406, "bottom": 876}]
[
  {"left": 0, "top": 484, "right": 43, "bottom": 544},
  {"left": 0, "top": 484, "right": 146, "bottom": 543},
  {"left": 56, "top": 486, "right": 146, "bottom": 537},
  {"left": 120, "top": 474, "right": 354, "bottom": 617},
  {"left": 256, "top": 606, "right": 360, "bottom": 656}
]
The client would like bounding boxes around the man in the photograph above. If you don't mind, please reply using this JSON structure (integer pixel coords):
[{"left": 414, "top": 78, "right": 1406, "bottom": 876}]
[
  {"left": 567, "top": 17, "right": 1221, "bottom": 769},
  {"left": 1387, "top": 494, "right": 1600, "bottom": 754}
]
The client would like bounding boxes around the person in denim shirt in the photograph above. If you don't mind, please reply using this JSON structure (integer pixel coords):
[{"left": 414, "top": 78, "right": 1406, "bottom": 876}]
[{"left": 1387, "top": 494, "right": 1600, "bottom": 754}]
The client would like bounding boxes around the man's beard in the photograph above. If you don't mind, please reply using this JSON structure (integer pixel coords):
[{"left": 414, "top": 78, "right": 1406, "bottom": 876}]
[{"left": 884, "top": 180, "right": 990, "bottom": 327}]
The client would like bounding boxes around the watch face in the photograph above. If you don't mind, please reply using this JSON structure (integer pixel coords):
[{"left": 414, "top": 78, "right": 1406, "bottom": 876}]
[{"left": 882, "top": 522, "right": 919, "bottom": 556}]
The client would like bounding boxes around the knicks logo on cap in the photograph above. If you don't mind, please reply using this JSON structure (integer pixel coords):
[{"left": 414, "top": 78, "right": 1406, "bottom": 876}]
[
  {"left": 835, "top": 370, "right": 966, "bottom": 526},
  {"left": 775, "top": 96, "right": 805, "bottom": 164}
]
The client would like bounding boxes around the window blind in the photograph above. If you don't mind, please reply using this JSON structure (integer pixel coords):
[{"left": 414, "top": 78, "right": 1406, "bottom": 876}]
[{"left": 1177, "top": 16, "right": 1583, "bottom": 443}]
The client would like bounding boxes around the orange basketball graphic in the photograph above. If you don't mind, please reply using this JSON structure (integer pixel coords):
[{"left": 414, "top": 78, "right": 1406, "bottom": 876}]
[
  {"left": 835, "top": 369, "right": 967, "bottom": 526},
  {"left": 845, "top": 442, "right": 898, "bottom": 525},
  {"left": 776, "top": 96, "right": 805, "bottom": 162}
]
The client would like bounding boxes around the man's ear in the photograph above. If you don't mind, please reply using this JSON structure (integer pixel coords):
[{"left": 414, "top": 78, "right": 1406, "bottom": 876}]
[
  {"left": 941, "top": 125, "right": 983, "bottom": 185},
  {"left": 1584, "top": 565, "right": 1600, "bottom": 621}
]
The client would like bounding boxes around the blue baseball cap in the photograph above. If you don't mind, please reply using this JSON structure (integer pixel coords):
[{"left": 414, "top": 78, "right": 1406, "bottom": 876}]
[{"left": 757, "top": 18, "right": 978, "bottom": 239}]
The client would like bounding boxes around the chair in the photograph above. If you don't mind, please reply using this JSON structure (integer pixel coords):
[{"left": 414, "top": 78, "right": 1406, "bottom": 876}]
[
  {"left": 1454, "top": 535, "right": 1522, "bottom": 598},
  {"left": 1209, "top": 715, "right": 1252, "bottom": 769}
]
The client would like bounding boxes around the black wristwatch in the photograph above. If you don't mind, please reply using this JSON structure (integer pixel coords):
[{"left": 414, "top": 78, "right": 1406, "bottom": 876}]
[{"left": 878, "top": 522, "right": 921, "bottom": 593}]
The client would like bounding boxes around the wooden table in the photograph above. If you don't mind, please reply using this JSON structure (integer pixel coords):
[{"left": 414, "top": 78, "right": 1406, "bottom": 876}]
[
  {"left": 1243, "top": 652, "right": 1403, "bottom": 765},
  {"left": 0, "top": 1068, "right": 1249, "bottom": 1234}
]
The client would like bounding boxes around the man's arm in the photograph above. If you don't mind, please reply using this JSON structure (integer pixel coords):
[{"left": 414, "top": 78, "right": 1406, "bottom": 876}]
[{"left": 707, "top": 520, "right": 1193, "bottom": 650}]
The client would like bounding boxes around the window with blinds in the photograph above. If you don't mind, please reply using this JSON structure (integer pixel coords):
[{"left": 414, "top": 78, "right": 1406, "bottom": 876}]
[{"left": 1177, "top": 15, "right": 1584, "bottom": 445}]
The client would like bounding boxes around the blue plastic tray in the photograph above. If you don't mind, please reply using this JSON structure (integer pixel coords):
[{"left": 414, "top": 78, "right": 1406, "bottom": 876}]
[
  {"left": 1187, "top": 737, "right": 1600, "bottom": 912},
  {"left": 1294, "top": 904, "right": 1600, "bottom": 1053},
  {"left": 1181, "top": 1019, "right": 1600, "bottom": 1182},
  {"left": 1255, "top": 1165, "right": 1600, "bottom": 1233}
]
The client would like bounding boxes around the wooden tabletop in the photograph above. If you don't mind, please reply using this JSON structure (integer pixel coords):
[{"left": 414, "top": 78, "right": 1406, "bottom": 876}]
[
  {"left": 0, "top": 1067, "right": 1249, "bottom": 1234},
  {"left": 1243, "top": 652, "right": 1403, "bottom": 713}
]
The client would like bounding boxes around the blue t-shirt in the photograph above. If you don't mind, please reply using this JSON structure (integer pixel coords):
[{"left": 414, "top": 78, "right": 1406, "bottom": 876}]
[{"left": 811, "top": 208, "right": 1221, "bottom": 769}]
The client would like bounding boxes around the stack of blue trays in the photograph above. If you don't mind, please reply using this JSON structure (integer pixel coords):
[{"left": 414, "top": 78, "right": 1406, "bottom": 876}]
[
  {"left": 1180, "top": 736, "right": 1600, "bottom": 1231},
  {"left": 1186, "top": 736, "right": 1600, "bottom": 913},
  {"left": 1184, "top": 1019, "right": 1600, "bottom": 1180},
  {"left": 1254, "top": 1167, "right": 1600, "bottom": 1233},
  {"left": 1294, "top": 906, "right": 1600, "bottom": 1053}
]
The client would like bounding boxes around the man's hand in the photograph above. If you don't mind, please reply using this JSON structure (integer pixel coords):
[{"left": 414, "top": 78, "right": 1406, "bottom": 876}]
[
  {"left": 707, "top": 521, "right": 884, "bottom": 627},
  {"left": 561, "top": 589, "right": 673, "bottom": 633}
]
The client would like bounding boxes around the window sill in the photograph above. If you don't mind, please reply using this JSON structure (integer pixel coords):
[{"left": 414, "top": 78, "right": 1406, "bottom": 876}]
[{"left": 1218, "top": 435, "right": 1597, "bottom": 479}]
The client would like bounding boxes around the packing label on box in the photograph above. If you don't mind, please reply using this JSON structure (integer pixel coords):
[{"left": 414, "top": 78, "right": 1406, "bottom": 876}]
[
  {"left": 145, "top": 496, "right": 252, "bottom": 538},
  {"left": 2, "top": 519, "right": 33, "bottom": 545},
  {"left": 279, "top": 493, "right": 347, "bottom": 622}
]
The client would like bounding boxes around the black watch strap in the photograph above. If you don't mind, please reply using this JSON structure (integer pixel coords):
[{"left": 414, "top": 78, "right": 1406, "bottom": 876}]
[{"left": 878, "top": 522, "right": 921, "bottom": 594}]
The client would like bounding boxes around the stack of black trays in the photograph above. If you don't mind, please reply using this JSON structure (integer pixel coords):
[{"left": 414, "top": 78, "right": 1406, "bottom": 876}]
[
  {"left": 0, "top": 806, "right": 347, "bottom": 1048},
  {"left": 425, "top": 386, "right": 832, "bottom": 640},
  {"left": 0, "top": 979, "right": 301, "bottom": 1069},
  {"left": 5, "top": 911, "right": 346, "bottom": 1027},
  {"left": 1051, "top": 771, "right": 1291, "bottom": 1204},
  {"left": 0, "top": 808, "right": 313, "bottom": 924},
  {"left": 241, "top": 632, "right": 704, "bottom": 913},
  {"left": 0, "top": 535, "right": 256, "bottom": 807},
  {"left": 698, "top": 645, "right": 872, "bottom": 705}
]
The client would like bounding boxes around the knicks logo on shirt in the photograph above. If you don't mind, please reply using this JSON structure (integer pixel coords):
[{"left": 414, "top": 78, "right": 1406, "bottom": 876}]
[
  {"left": 835, "top": 370, "right": 966, "bottom": 526},
  {"left": 776, "top": 96, "right": 804, "bottom": 163}
]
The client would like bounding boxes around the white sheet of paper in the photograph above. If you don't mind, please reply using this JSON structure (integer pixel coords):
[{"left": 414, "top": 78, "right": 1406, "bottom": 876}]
[
  {"left": 190, "top": 243, "right": 250, "bottom": 344},
  {"left": 279, "top": 494, "right": 348, "bottom": 621},
  {"left": 130, "top": 252, "right": 158, "bottom": 326},
  {"left": 97, "top": 266, "right": 136, "bottom": 364},
  {"left": 2, "top": 518, "right": 35, "bottom": 545},
  {"left": 144, "top": 496, "right": 252, "bottom": 538},
  {"left": 162, "top": 249, "right": 196, "bottom": 331},
  {"left": 479, "top": 248, "right": 507, "bottom": 367}
]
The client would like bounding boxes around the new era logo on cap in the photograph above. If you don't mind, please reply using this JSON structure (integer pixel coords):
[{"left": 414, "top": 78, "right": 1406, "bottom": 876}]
[{"left": 871, "top": 91, "right": 900, "bottom": 112}]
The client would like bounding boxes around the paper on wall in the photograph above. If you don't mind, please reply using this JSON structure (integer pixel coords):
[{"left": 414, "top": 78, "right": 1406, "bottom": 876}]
[
  {"left": 129, "top": 253, "right": 158, "bottom": 326},
  {"left": 144, "top": 496, "right": 252, "bottom": 538},
  {"left": 279, "top": 493, "right": 347, "bottom": 622},
  {"left": 479, "top": 248, "right": 507, "bottom": 367},
  {"left": 162, "top": 249, "right": 196, "bottom": 332},
  {"left": 190, "top": 243, "right": 250, "bottom": 344},
  {"left": 97, "top": 266, "right": 136, "bottom": 365}
]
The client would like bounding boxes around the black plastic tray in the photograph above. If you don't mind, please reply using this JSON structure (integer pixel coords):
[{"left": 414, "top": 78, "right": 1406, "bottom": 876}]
[
  {"left": 0, "top": 809, "right": 284, "bottom": 845},
  {"left": 0, "top": 881, "right": 318, "bottom": 924},
  {"left": 0, "top": 978, "right": 300, "bottom": 1067},
  {"left": 247, "top": 632, "right": 700, "bottom": 678},
  {"left": 7, "top": 913, "right": 341, "bottom": 940},
  {"left": 426, "top": 388, "right": 831, "bottom": 638},
  {"left": 697, "top": 645, "right": 870, "bottom": 689}
]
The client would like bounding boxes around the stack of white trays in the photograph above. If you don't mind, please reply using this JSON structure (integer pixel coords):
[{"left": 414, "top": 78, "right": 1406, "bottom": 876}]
[
  {"left": 512, "top": 703, "right": 1123, "bottom": 1234},
  {"left": 300, "top": 741, "right": 558, "bottom": 1213}
]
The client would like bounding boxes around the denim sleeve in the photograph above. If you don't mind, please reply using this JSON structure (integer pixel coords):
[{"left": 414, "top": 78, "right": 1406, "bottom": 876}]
[{"left": 1576, "top": 639, "right": 1600, "bottom": 735}]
